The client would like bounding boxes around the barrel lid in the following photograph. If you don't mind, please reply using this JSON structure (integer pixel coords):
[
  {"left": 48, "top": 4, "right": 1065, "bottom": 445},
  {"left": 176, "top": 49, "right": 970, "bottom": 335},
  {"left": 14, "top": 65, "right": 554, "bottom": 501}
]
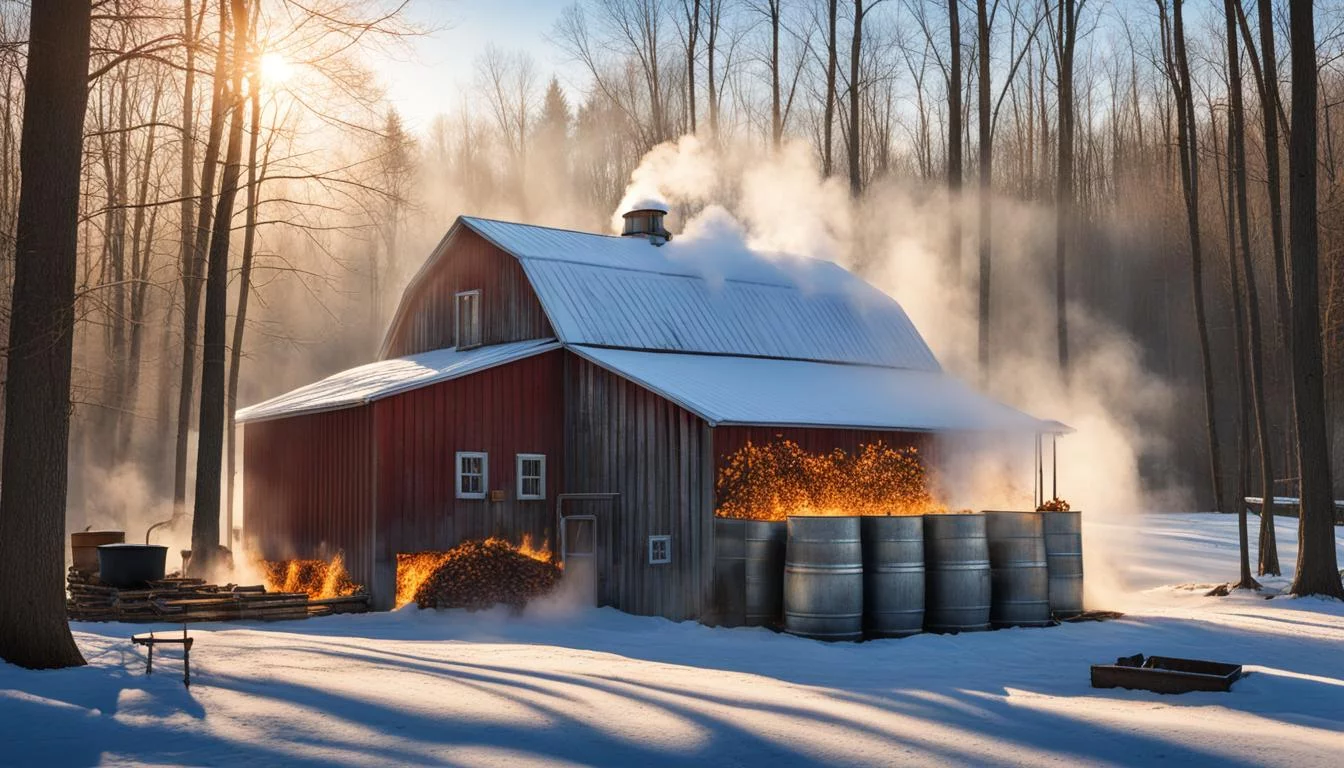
[{"left": 98, "top": 543, "right": 168, "bottom": 551}]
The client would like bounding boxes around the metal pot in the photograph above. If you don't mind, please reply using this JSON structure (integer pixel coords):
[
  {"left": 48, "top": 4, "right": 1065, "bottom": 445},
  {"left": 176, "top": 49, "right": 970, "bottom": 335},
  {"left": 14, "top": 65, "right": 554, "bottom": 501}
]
[
  {"left": 97, "top": 543, "right": 167, "bottom": 588},
  {"left": 71, "top": 530, "right": 125, "bottom": 572}
]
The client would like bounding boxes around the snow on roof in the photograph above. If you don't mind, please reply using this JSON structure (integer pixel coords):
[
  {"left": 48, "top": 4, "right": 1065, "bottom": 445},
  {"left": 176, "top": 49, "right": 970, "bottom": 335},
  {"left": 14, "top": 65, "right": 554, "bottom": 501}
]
[
  {"left": 236, "top": 339, "right": 561, "bottom": 423},
  {"left": 570, "top": 345, "right": 1066, "bottom": 434},
  {"left": 459, "top": 216, "right": 940, "bottom": 370}
]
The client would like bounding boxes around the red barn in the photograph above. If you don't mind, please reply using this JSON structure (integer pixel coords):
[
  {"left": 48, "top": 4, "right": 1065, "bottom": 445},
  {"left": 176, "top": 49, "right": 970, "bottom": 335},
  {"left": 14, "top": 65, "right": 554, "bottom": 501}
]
[{"left": 238, "top": 207, "right": 1058, "bottom": 617}]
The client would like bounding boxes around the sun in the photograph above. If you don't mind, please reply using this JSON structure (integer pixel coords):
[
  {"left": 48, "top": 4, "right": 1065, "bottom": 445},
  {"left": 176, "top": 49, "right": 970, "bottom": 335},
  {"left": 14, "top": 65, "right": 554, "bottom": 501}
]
[{"left": 258, "top": 52, "right": 293, "bottom": 85}]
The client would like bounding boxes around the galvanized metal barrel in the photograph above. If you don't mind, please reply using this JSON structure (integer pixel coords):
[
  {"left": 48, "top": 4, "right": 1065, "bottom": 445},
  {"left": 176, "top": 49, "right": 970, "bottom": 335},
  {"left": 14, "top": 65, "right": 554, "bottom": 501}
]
[
  {"left": 712, "top": 518, "right": 747, "bottom": 627},
  {"left": 1043, "top": 511, "right": 1084, "bottom": 618},
  {"left": 922, "top": 513, "right": 991, "bottom": 633},
  {"left": 745, "top": 520, "right": 787, "bottom": 626},
  {"left": 784, "top": 516, "right": 863, "bottom": 641},
  {"left": 984, "top": 511, "right": 1051, "bottom": 628},
  {"left": 860, "top": 516, "right": 925, "bottom": 638}
]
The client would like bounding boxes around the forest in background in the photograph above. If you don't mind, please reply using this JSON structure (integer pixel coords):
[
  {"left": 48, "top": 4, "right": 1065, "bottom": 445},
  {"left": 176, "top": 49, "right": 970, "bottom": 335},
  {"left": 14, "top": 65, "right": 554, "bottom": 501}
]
[{"left": 0, "top": 0, "right": 1340, "bottom": 576}]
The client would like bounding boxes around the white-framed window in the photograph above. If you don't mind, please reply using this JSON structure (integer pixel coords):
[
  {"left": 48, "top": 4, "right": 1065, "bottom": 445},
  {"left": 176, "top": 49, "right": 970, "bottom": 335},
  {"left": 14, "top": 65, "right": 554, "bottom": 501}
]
[
  {"left": 648, "top": 535, "right": 671, "bottom": 565},
  {"left": 516, "top": 454, "right": 546, "bottom": 500},
  {"left": 455, "top": 289, "right": 481, "bottom": 349},
  {"left": 455, "top": 451, "right": 488, "bottom": 499}
]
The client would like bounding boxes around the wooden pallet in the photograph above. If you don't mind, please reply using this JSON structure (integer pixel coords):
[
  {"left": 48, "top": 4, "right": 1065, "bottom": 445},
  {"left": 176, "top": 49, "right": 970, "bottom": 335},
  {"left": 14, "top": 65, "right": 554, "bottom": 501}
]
[{"left": 66, "top": 567, "right": 369, "bottom": 623}]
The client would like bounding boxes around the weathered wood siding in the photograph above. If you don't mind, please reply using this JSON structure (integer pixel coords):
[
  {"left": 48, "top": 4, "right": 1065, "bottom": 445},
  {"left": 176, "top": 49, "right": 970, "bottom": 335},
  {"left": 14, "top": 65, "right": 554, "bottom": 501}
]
[
  {"left": 242, "top": 407, "right": 375, "bottom": 588},
  {"left": 563, "top": 353, "right": 714, "bottom": 620},
  {"left": 370, "top": 350, "right": 565, "bottom": 607},
  {"left": 382, "top": 227, "right": 552, "bottom": 359}
]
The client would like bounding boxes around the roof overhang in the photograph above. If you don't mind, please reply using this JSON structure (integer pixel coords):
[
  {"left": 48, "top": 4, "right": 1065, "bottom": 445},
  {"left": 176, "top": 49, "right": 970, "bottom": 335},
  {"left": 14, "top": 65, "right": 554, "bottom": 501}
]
[
  {"left": 569, "top": 345, "right": 1070, "bottom": 435},
  {"left": 236, "top": 339, "right": 561, "bottom": 424}
]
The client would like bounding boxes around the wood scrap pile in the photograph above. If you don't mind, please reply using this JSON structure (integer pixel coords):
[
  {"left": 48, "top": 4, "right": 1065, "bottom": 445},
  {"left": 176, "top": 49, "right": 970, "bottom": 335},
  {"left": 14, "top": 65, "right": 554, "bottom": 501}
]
[
  {"left": 66, "top": 566, "right": 369, "bottom": 623},
  {"left": 411, "top": 538, "right": 561, "bottom": 611},
  {"left": 260, "top": 556, "right": 360, "bottom": 600}
]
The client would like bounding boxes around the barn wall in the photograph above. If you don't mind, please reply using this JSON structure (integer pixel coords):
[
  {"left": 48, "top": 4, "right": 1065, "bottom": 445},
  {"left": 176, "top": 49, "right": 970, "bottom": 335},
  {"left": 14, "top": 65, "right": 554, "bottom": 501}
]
[
  {"left": 382, "top": 227, "right": 552, "bottom": 359},
  {"left": 371, "top": 350, "right": 565, "bottom": 606},
  {"left": 242, "top": 407, "right": 375, "bottom": 588},
  {"left": 563, "top": 354, "right": 714, "bottom": 621}
]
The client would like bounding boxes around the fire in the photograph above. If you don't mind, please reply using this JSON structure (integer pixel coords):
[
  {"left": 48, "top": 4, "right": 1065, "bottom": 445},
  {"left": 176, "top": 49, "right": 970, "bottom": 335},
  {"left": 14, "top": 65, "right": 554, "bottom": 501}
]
[
  {"left": 716, "top": 440, "right": 945, "bottom": 520},
  {"left": 395, "top": 551, "right": 452, "bottom": 609},
  {"left": 262, "top": 553, "right": 360, "bottom": 599},
  {"left": 395, "top": 535, "right": 554, "bottom": 608},
  {"left": 517, "top": 533, "right": 552, "bottom": 563}
]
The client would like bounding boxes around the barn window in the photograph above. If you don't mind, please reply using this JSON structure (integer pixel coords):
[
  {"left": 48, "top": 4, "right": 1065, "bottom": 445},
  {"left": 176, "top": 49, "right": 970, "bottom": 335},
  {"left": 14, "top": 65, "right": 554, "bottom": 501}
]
[
  {"left": 455, "top": 290, "right": 481, "bottom": 349},
  {"left": 516, "top": 454, "right": 546, "bottom": 500},
  {"left": 648, "top": 535, "right": 671, "bottom": 565},
  {"left": 456, "top": 451, "right": 488, "bottom": 499}
]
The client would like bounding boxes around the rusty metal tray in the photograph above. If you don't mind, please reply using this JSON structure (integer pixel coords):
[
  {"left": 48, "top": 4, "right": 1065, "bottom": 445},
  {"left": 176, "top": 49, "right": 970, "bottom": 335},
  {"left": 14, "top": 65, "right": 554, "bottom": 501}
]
[{"left": 1091, "top": 653, "right": 1242, "bottom": 694}]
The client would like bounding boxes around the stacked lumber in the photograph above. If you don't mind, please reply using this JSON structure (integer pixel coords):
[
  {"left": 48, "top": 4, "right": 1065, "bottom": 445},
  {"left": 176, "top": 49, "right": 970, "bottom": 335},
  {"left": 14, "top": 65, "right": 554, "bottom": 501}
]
[
  {"left": 412, "top": 538, "right": 562, "bottom": 611},
  {"left": 66, "top": 567, "right": 369, "bottom": 623}
]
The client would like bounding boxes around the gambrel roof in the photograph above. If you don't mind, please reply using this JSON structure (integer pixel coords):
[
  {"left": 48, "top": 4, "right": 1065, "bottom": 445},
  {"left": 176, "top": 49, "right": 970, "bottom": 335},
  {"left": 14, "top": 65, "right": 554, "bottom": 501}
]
[
  {"left": 242, "top": 215, "right": 1064, "bottom": 433},
  {"left": 417, "top": 216, "right": 941, "bottom": 371}
]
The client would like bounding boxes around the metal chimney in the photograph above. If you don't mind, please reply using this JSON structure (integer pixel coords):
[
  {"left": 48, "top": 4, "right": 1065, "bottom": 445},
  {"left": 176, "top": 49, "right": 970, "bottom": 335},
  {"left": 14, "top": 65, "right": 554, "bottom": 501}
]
[{"left": 621, "top": 201, "right": 672, "bottom": 245}]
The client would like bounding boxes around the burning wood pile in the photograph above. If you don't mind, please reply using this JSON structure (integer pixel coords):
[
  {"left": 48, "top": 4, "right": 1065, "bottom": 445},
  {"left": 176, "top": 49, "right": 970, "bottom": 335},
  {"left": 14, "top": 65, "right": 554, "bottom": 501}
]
[
  {"left": 397, "top": 536, "right": 560, "bottom": 611},
  {"left": 67, "top": 555, "right": 369, "bottom": 623},
  {"left": 261, "top": 554, "right": 362, "bottom": 600},
  {"left": 716, "top": 440, "right": 943, "bottom": 520}
]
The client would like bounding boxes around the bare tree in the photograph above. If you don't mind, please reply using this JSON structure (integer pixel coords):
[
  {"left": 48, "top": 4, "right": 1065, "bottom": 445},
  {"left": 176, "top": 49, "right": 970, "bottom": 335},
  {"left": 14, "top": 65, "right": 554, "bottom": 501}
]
[
  {"left": 1052, "top": 0, "right": 1083, "bottom": 379},
  {"left": 1157, "top": 0, "right": 1225, "bottom": 517},
  {"left": 947, "top": 0, "right": 963, "bottom": 278},
  {"left": 1224, "top": 0, "right": 1278, "bottom": 577},
  {"left": 190, "top": 0, "right": 251, "bottom": 576},
  {"left": 1286, "top": 0, "right": 1344, "bottom": 598},
  {"left": 0, "top": 0, "right": 92, "bottom": 670},
  {"left": 976, "top": 0, "right": 990, "bottom": 377}
]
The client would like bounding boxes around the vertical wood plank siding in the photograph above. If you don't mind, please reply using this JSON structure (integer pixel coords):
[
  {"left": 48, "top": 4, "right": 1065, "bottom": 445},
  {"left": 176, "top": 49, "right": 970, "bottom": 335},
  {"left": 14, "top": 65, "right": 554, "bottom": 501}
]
[
  {"left": 382, "top": 228, "right": 553, "bottom": 359},
  {"left": 371, "top": 350, "right": 566, "bottom": 599},
  {"left": 563, "top": 353, "right": 711, "bottom": 620},
  {"left": 242, "top": 407, "right": 374, "bottom": 587}
]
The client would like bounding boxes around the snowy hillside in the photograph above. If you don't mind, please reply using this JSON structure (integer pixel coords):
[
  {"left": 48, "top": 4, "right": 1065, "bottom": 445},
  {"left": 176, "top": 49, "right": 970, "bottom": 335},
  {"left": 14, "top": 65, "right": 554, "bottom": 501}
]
[{"left": 4, "top": 513, "right": 1343, "bottom": 767}]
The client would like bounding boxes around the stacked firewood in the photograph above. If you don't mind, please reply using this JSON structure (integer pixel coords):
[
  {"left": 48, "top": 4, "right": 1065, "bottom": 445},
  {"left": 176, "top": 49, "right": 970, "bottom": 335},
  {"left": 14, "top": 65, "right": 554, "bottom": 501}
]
[
  {"left": 66, "top": 567, "right": 369, "bottom": 623},
  {"left": 413, "top": 538, "right": 561, "bottom": 611}
]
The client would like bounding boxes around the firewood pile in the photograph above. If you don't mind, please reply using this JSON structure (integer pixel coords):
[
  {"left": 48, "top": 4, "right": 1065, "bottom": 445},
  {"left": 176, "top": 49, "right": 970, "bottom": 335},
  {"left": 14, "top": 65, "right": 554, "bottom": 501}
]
[
  {"left": 66, "top": 566, "right": 369, "bottom": 623},
  {"left": 410, "top": 538, "right": 561, "bottom": 611}
]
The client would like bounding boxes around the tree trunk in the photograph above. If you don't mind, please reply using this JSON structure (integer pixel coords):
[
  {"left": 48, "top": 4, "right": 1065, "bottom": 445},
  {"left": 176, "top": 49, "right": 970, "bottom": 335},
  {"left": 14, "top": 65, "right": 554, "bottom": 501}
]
[
  {"left": 1286, "top": 0, "right": 1343, "bottom": 598},
  {"left": 976, "top": 0, "right": 991, "bottom": 379},
  {"left": 0, "top": 0, "right": 92, "bottom": 670},
  {"left": 1168, "top": 0, "right": 1226, "bottom": 516},
  {"left": 771, "top": 0, "right": 782, "bottom": 149},
  {"left": 175, "top": 0, "right": 230, "bottom": 522},
  {"left": 823, "top": 0, "right": 837, "bottom": 175},
  {"left": 225, "top": 83, "right": 263, "bottom": 553},
  {"left": 1224, "top": 0, "right": 1279, "bottom": 576},
  {"left": 1054, "top": 0, "right": 1077, "bottom": 380},
  {"left": 947, "top": 0, "right": 962, "bottom": 280},
  {"left": 848, "top": 0, "right": 866, "bottom": 195},
  {"left": 1219, "top": 111, "right": 1259, "bottom": 591},
  {"left": 191, "top": 0, "right": 251, "bottom": 577}
]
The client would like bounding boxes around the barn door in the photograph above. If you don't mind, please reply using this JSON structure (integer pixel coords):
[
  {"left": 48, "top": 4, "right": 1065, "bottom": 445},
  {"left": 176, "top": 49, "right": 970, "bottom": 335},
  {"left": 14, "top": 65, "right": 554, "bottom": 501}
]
[{"left": 560, "top": 514, "right": 598, "bottom": 606}]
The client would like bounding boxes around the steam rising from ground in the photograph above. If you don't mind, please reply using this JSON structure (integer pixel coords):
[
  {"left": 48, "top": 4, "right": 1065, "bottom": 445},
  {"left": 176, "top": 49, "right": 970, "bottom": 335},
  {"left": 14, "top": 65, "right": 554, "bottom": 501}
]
[{"left": 616, "top": 136, "right": 1185, "bottom": 608}]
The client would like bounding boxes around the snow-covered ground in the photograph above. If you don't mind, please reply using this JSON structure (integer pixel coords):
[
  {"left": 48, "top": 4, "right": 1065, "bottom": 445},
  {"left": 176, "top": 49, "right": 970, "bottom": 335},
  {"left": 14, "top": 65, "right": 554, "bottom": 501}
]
[{"left": 4, "top": 513, "right": 1343, "bottom": 767}]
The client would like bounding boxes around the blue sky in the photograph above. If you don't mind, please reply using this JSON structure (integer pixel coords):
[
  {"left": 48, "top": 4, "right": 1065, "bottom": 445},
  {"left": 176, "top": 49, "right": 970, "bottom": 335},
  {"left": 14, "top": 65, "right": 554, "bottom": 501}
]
[{"left": 377, "top": 0, "right": 582, "bottom": 130}]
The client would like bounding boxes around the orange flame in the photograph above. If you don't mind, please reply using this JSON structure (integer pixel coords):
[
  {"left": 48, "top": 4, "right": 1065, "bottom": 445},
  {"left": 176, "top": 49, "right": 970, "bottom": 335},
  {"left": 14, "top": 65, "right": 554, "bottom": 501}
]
[
  {"left": 517, "top": 533, "right": 552, "bottom": 563},
  {"left": 395, "top": 551, "right": 452, "bottom": 609},
  {"left": 716, "top": 440, "right": 946, "bottom": 520},
  {"left": 394, "top": 536, "right": 554, "bottom": 608},
  {"left": 262, "top": 553, "right": 360, "bottom": 599}
]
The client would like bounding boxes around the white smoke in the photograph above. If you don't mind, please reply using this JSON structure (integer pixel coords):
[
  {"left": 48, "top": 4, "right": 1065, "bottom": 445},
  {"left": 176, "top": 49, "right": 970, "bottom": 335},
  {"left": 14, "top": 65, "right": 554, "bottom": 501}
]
[{"left": 613, "top": 136, "right": 1185, "bottom": 608}]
